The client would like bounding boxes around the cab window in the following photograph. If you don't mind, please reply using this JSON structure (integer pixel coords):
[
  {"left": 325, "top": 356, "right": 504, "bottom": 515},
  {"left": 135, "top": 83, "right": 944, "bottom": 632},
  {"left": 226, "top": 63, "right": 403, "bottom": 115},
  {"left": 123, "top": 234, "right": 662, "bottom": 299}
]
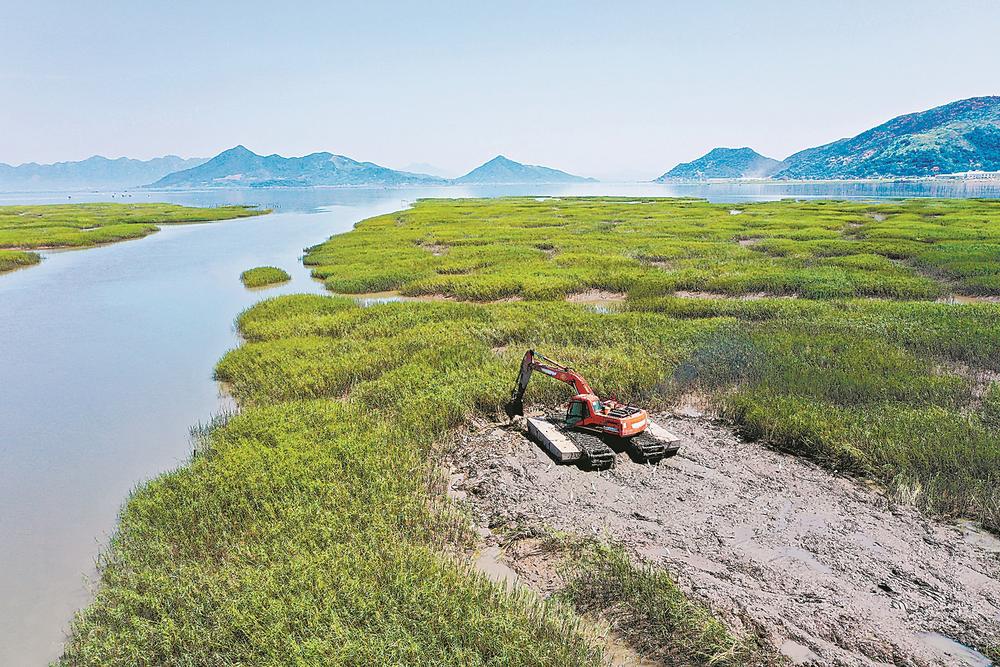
[
  {"left": 566, "top": 400, "right": 588, "bottom": 425},
  {"left": 592, "top": 400, "right": 603, "bottom": 414}
]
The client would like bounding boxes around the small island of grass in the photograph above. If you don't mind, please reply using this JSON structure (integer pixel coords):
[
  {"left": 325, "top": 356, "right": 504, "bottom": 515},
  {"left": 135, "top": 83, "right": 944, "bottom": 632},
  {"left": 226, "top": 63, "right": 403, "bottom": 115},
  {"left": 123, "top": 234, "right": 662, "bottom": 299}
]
[{"left": 240, "top": 266, "right": 291, "bottom": 288}]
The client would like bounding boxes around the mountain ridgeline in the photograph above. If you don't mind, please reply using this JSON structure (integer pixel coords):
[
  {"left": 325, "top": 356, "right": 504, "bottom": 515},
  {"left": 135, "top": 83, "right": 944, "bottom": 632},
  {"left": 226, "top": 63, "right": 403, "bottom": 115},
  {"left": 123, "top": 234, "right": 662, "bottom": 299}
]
[
  {"left": 660, "top": 96, "right": 1000, "bottom": 180},
  {"left": 776, "top": 96, "right": 1000, "bottom": 179},
  {"left": 148, "top": 146, "right": 447, "bottom": 188},
  {"left": 656, "top": 147, "right": 783, "bottom": 180},
  {"left": 0, "top": 155, "right": 207, "bottom": 192},
  {"left": 453, "top": 155, "right": 594, "bottom": 184},
  {"left": 145, "top": 149, "right": 594, "bottom": 189},
  {"left": 2, "top": 96, "right": 997, "bottom": 190}
]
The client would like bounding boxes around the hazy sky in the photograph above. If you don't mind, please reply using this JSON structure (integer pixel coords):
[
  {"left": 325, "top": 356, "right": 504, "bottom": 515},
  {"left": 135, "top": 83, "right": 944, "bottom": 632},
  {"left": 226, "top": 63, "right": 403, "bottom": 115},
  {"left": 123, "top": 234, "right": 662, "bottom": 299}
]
[{"left": 2, "top": 1, "right": 998, "bottom": 179}]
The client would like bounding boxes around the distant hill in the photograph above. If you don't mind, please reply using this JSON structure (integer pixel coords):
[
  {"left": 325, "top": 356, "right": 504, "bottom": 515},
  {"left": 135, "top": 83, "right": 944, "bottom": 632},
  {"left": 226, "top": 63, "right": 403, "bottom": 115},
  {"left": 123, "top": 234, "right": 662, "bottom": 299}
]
[
  {"left": 775, "top": 96, "right": 1000, "bottom": 179},
  {"left": 148, "top": 146, "right": 446, "bottom": 188},
  {"left": 656, "top": 147, "right": 784, "bottom": 180},
  {"left": 0, "top": 155, "right": 206, "bottom": 192},
  {"left": 454, "top": 155, "right": 594, "bottom": 184}
]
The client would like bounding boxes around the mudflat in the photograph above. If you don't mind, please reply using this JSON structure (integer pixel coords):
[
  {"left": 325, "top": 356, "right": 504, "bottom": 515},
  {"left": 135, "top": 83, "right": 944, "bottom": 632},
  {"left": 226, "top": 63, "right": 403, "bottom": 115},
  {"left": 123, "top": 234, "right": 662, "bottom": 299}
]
[{"left": 449, "top": 414, "right": 1000, "bottom": 666}]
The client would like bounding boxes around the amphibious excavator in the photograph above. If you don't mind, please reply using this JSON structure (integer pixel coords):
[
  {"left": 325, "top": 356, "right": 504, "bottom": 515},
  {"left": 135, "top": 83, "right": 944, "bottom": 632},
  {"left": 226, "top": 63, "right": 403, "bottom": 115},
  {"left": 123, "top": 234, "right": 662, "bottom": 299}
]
[{"left": 506, "top": 349, "right": 680, "bottom": 469}]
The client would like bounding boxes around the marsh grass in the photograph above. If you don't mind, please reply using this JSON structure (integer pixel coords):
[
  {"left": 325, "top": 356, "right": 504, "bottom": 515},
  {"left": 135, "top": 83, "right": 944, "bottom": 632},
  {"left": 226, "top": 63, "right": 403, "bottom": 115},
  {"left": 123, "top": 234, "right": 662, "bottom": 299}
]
[
  {"left": 560, "top": 542, "right": 781, "bottom": 667},
  {"left": 0, "top": 203, "right": 265, "bottom": 253},
  {"left": 62, "top": 198, "right": 1000, "bottom": 665},
  {"left": 240, "top": 265, "right": 291, "bottom": 288},
  {"left": 0, "top": 248, "right": 41, "bottom": 273},
  {"left": 304, "top": 197, "right": 1000, "bottom": 301}
]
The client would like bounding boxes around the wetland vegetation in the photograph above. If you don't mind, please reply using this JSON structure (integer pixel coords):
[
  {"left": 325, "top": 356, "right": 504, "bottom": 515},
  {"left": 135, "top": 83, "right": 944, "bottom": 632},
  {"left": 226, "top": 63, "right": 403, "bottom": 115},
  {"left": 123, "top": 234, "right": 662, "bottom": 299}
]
[
  {"left": 0, "top": 203, "right": 265, "bottom": 272},
  {"left": 240, "top": 265, "right": 291, "bottom": 288},
  {"left": 61, "top": 197, "right": 1000, "bottom": 664},
  {"left": 0, "top": 248, "right": 41, "bottom": 272}
]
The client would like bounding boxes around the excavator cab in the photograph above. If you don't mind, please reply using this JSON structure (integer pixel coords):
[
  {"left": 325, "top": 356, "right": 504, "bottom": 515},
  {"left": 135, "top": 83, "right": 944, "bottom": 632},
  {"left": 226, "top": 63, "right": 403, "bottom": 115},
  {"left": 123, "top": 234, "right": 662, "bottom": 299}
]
[{"left": 566, "top": 396, "right": 605, "bottom": 427}]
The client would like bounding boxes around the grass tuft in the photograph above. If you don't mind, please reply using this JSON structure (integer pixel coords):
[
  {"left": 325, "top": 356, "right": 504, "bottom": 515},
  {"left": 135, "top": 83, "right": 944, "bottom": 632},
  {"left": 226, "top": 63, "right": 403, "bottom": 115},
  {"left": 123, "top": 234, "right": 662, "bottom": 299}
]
[
  {"left": 560, "top": 542, "right": 781, "bottom": 666},
  {"left": 240, "top": 266, "right": 291, "bottom": 288}
]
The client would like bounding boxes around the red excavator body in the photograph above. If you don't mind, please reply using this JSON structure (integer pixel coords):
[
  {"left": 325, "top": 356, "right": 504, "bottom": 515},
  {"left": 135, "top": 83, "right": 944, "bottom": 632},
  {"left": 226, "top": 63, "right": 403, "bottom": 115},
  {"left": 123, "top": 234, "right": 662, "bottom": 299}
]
[{"left": 507, "top": 349, "right": 649, "bottom": 438}]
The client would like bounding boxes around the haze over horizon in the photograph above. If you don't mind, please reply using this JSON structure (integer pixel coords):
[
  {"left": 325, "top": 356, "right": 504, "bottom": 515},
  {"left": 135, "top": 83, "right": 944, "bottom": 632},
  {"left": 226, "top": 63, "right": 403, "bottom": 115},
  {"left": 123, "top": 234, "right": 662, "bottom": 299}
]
[{"left": 2, "top": 1, "right": 999, "bottom": 180}]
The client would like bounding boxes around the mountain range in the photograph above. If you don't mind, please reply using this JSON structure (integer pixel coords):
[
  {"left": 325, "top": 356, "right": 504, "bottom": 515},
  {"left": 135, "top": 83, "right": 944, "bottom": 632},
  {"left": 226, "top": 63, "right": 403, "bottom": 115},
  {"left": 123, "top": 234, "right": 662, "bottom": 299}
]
[
  {"left": 0, "top": 155, "right": 206, "bottom": 192},
  {"left": 146, "top": 149, "right": 593, "bottom": 189},
  {"left": 149, "top": 146, "right": 447, "bottom": 188},
  {"left": 659, "top": 96, "right": 1000, "bottom": 180},
  {"left": 2, "top": 96, "right": 997, "bottom": 189},
  {"left": 775, "top": 96, "right": 1000, "bottom": 179}
]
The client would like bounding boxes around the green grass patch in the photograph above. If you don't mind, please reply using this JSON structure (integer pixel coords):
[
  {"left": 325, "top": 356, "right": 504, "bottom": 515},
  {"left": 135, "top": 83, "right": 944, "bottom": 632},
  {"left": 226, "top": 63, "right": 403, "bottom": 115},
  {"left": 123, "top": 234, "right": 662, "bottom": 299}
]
[
  {"left": 560, "top": 542, "right": 780, "bottom": 666},
  {"left": 0, "top": 249, "right": 41, "bottom": 273},
  {"left": 303, "top": 198, "right": 1000, "bottom": 301},
  {"left": 240, "top": 265, "right": 291, "bottom": 288},
  {"left": 0, "top": 203, "right": 266, "bottom": 254}
]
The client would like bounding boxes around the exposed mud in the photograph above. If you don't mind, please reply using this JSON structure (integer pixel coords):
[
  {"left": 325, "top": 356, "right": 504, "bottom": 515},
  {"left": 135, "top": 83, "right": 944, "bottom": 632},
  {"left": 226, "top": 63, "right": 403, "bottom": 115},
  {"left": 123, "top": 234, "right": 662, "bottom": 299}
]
[
  {"left": 566, "top": 289, "right": 628, "bottom": 304},
  {"left": 939, "top": 294, "right": 1000, "bottom": 305},
  {"left": 934, "top": 360, "right": 1000, "bottom": 405},
  {"left": 673, "top": 290, "right": 799, "bottom": 301},
  {"left": 337, "top": 290, "right": 452, "bottom": 306},
  {"left": 340, "top": 291, "right": 523, "bottom": 306},
  {"left": 419, "top": 242, "right": 449, "bottom": 256},
  {"left": 448, "top": 415, "right": 1000, "bottom": 667}
]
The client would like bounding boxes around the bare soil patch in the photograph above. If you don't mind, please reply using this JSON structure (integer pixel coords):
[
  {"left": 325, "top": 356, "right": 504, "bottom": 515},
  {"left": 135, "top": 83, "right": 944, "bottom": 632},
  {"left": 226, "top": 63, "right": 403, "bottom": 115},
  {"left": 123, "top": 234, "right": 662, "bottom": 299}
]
[
  {"left": 673, "top": 290, "right": 798, "bottom": 301},
  {"left": 567, "top": 290, "right": 628, "bottom": 304},
  {"left": 419, "top": 242, "right": 449, "bottom": 256},
  {"left": 344, "top": 291, "right": 523, "bottom": 305},
  {"left": 448, "top": 416, "right": 1000, "bottom": 667},
  {"left": 939, "top": 294, "right": 1000, "bottom": 305}
]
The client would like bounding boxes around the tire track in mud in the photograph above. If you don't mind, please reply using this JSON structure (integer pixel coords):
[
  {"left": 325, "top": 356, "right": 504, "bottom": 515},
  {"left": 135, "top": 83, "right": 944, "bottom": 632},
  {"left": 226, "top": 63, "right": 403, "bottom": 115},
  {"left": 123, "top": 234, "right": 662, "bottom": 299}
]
[{"left": 448, "top": 416, "right": 999, "bottom": 667}]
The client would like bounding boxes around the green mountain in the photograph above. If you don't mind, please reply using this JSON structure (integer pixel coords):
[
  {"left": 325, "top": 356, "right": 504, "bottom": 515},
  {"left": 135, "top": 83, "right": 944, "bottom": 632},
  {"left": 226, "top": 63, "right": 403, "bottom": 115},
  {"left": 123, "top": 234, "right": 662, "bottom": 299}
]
[
  {"left": 0, "top": 155, "right": 206, "bottom": 191},
  {"left": 148, "top": 146, "right": 446, "bottom": 188},
  {"left": 776, "top": 96, "right": 1000, "bottom": 179},
  {"left": 454, "top": 155, "right": 594, "bottom": 184},
  {"left": 656, "top": 147, "right": 784, "bottom": 180}
]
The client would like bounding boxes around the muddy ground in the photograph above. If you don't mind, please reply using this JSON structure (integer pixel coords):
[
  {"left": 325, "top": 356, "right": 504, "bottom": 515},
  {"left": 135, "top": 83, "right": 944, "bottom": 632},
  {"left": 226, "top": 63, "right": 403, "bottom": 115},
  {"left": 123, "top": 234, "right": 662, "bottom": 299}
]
[{"left": 447, "top": 414, "right": 999, "bottom": 667}]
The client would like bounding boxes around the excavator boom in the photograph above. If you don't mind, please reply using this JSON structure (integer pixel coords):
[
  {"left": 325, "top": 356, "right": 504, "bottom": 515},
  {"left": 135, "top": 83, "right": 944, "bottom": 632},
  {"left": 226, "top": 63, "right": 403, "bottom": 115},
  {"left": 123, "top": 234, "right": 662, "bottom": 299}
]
[{"left": 507, "top": 349, "right": 593, "bottom": 416}]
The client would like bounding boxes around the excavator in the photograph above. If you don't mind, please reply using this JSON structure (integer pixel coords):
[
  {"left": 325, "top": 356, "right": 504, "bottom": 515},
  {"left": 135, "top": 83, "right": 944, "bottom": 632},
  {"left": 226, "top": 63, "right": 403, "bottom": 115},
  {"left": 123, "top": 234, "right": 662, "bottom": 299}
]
[{"left": 506, "top": 350, "right": 680, "bottom": 470}]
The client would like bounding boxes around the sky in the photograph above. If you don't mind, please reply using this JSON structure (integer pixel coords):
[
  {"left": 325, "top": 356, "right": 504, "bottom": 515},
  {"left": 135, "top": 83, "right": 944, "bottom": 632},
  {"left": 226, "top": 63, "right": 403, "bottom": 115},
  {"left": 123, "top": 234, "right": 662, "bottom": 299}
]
[{"left": 1, "top": 1, "right": 998, "bottom": 180}]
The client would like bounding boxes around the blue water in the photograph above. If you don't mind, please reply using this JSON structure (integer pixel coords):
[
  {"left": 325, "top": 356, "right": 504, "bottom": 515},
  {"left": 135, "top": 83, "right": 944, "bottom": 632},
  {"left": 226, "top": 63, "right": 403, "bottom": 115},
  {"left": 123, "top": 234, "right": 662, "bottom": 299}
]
[{"left": 1, "top": 181, "right": 998, "bottom": 664}]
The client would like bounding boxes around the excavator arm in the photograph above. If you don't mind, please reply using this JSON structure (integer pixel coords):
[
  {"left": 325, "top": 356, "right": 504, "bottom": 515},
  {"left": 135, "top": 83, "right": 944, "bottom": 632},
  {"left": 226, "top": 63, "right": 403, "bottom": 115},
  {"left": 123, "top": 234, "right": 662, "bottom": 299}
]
[{"left": 506, "top": 349, "right": 594, "bottom": 416}]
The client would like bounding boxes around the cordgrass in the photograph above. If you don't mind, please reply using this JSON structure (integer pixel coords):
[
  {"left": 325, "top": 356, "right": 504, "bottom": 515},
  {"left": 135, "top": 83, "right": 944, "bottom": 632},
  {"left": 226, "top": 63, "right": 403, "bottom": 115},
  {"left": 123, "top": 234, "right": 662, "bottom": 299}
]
[
  {"left": 240, "top": 266, "right": 291, "bottom": 288},
  {"left": 61, "top": 197, "right": 1000, "bottom": 665},
  {"left": 0, "top": 248, "right": 41, "bottom": 273},
  {"left": 305, "top": 197, "right": 1000, "bottom": 301},
  {"left": 0, "top": 203, "right": 265, "bottom": 255},
  {"left": 560, "top": 542, "right": 780, "bottom": 667}
]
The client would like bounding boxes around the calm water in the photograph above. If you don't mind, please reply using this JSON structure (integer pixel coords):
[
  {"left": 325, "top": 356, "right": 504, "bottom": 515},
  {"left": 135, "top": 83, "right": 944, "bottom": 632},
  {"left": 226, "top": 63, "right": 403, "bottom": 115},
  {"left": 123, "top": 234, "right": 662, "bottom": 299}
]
[{"left": 2, "top": 180, "right": 999, "bottom": 665}]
